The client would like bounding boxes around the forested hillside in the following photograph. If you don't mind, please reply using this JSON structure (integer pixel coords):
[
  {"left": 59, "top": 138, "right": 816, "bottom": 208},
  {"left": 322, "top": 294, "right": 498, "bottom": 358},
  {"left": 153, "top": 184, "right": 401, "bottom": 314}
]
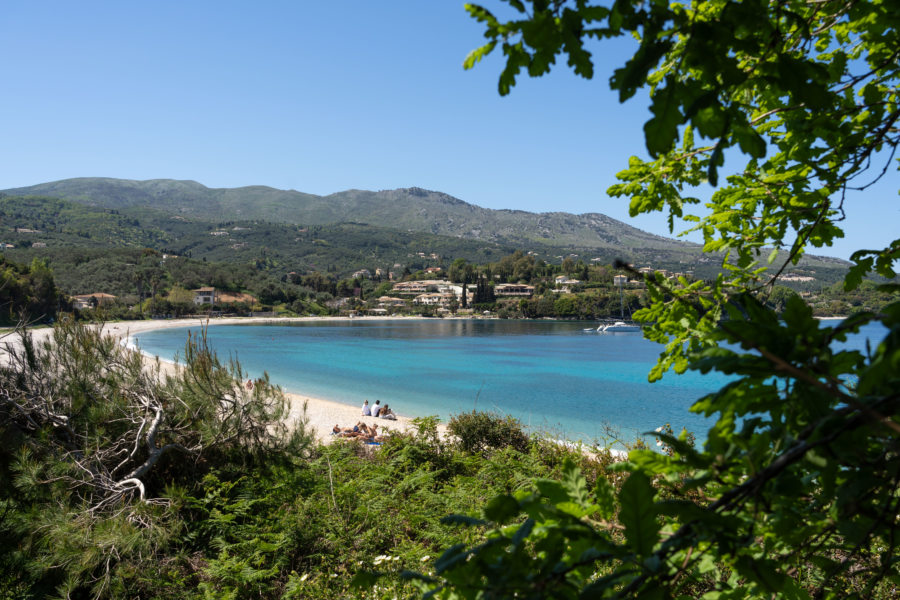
[
  {"left": 0, "top": 192, "right": 851, "bottom": 288},
  {"left": 0, "top": 195, "right": 515, "bottom": 284},
  {"left": 2, "top": 178, "right": 700, "bottom": 254}
]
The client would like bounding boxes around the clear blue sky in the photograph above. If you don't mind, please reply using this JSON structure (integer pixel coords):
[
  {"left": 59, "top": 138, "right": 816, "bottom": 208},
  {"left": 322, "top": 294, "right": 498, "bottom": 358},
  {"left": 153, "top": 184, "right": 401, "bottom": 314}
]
[{"left": 2, "top": 1, "right": 895, "bottom": 260}]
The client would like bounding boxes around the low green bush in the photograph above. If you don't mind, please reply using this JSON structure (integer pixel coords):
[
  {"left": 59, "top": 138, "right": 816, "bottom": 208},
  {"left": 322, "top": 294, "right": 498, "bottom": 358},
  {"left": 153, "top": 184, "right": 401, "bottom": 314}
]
[{"left": 447, "top": 411, "right": 530, "bottom": 455}]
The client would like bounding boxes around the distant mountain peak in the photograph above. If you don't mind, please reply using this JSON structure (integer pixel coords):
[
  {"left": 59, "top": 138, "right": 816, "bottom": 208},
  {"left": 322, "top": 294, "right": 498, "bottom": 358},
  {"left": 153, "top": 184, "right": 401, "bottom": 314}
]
[{"left": 378, "top": 186, "right": 468, "bottom": 206}]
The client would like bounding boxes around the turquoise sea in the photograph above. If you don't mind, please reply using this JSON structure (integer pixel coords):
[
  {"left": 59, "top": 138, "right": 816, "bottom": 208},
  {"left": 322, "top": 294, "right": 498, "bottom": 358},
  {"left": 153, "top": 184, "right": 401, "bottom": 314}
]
[{"left": 131, "top": 318, "right": 884, "bottom": 446}]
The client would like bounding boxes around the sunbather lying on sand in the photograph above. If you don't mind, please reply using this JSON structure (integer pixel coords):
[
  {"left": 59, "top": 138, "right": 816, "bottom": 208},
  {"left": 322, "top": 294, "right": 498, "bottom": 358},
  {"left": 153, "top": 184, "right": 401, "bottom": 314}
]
[
  {"left": 332, "top": 422, "right": 377, "bottom": 438},
  {"left": 331, "top": 422, "right": 386, "bottom": 443},
  {"left": 332, "top": 423, "right": 363, "bottom": 437}
]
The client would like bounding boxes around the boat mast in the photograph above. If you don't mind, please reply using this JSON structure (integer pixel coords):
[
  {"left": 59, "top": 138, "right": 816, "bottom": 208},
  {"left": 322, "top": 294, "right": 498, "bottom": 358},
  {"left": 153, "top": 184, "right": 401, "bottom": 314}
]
[{"left": 614, "top": 274, "right": 627, "bottom": 320}]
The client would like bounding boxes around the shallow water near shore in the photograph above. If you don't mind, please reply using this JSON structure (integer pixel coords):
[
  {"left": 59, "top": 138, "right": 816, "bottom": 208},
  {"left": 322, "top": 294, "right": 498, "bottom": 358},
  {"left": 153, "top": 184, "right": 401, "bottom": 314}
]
[{"left": 132, "top": 318, "right": 884, "bottom": 445}]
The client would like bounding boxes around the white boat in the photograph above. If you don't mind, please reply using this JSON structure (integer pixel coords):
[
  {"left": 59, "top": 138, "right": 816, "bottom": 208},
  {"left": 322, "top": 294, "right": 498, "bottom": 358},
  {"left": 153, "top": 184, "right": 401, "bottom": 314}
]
[
  {"left": 598, "top": 321, "right": 641, "bottom": 333},
  {"left": 599, "top": 277, "right": 642, "bottom": 332}
]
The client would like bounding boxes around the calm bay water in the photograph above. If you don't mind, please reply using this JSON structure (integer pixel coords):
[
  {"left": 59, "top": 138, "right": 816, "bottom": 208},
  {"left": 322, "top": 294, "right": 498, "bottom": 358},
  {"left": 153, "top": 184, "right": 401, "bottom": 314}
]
[{"left": 131, "top": 318, "right": 884, "bottom": 445}]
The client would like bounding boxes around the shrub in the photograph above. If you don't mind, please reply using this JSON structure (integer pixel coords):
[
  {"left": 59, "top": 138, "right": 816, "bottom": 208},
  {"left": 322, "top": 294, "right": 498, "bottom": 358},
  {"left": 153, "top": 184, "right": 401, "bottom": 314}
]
[
  {"left": 447, "top": 411, "right": 530, "bottom": 455},
  {"left": 0, "top": 319, "right": 313, "bottom": 596}
]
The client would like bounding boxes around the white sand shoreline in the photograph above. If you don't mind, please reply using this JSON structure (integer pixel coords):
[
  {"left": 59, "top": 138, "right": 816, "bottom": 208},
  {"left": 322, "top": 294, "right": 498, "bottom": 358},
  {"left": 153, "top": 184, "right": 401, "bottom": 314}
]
[
  {"left": 3, "top": 316, "right": 628, "bottom": 456},
  {"left": 3, "top": 316, "right": 443, "bottom": 445}
]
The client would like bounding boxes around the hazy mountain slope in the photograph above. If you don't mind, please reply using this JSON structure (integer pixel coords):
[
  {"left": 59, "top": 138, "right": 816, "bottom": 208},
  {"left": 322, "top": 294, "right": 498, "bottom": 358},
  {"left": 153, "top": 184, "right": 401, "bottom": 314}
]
[
  {"left": 322, "top": 187, "right": 685, "bottom": 251},
  {"left": 3, "top": 178, "right": 324, "bottom": 223}
]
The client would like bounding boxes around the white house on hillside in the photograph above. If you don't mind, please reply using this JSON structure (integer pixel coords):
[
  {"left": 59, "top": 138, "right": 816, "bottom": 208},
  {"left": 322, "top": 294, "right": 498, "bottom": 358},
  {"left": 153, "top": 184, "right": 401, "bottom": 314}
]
[
  {"left": 72, "top": 293, "right": 117, "bottom": 310},
  {"left": 193, "top": 287, "right": 217, "bottom": 305},
  {"left": 494, "top": 283, "right": 534, "bottom": 297}
]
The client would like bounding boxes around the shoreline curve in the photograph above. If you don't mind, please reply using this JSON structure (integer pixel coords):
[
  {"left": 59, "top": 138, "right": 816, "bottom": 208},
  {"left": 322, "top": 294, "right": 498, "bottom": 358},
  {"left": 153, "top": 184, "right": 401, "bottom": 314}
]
[{"left": 4, "top": 316, "right": 440, "bottom": 444}]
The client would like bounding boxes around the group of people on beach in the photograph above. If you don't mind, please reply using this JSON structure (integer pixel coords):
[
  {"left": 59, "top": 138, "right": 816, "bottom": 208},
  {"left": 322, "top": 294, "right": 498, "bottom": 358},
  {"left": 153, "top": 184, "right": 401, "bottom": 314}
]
[
  {"left": 332, "top": 421, "right": 384, "bottom": 443},
  {"left": 330, "top": 400, "right": 398, "bottom": 444},
  {"left": 361, "top": 399, "right": 396, "bottom": 420}
]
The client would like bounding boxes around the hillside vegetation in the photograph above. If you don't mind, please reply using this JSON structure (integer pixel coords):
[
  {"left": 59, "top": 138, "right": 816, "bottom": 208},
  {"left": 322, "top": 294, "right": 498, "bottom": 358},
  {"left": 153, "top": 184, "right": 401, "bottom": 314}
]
[
  {"left": 2, "top": 178, "right": 696, "bottom": 252},
  {"left": 1, "top": 180, "right": 851, "bottom": 284}
]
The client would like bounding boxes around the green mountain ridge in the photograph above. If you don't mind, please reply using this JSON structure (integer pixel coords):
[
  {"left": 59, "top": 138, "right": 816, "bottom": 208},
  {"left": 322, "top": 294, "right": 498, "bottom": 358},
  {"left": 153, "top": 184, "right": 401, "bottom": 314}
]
[
  {"left": 0, "top": 195, "right": 518, "bottom": 292},
  {"left": 1, "top": 178, "right": 850, "bottom": 282},
  {"left": 2, "top": 177, "right": 700, "bottom": 252}
]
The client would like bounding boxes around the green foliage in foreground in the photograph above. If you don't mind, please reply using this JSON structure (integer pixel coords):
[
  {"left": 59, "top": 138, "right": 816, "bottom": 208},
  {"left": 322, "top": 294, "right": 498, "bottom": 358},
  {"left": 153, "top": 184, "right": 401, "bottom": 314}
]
[
  {"left": 0, "top": 320, "right": 311, "bottom": 597},
  {"left": 403, "top": 0, "right": 900, "bottom": 598}
]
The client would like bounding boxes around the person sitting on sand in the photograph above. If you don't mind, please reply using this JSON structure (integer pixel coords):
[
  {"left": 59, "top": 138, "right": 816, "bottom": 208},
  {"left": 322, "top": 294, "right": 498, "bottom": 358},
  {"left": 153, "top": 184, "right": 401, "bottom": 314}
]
[
  {"left": 372, "top": 400, "right": 382, "bottom": 417},
  {"left": 362, "top": 399, "right": 371, "bottom": 416},
  {"left": 380, "top": 404, "right": 397, "bottom": 420}
]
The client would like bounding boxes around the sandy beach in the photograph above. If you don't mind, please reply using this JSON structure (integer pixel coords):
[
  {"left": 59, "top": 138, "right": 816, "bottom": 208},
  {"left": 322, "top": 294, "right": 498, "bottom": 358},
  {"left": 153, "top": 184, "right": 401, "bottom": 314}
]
[{"left": 1, "top": 316, "right": 438, "bottom": 445}]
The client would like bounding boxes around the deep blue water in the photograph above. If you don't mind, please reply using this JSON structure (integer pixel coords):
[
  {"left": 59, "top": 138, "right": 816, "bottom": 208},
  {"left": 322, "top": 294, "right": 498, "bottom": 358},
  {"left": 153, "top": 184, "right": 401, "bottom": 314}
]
[{"left": 131, "top": 318, "right": 885, "bottom": 446}]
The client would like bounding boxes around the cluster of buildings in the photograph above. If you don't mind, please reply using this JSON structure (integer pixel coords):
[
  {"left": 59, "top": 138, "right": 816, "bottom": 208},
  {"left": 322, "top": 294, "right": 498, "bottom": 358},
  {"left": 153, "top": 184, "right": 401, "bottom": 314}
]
[
  {"left": 780, "top": 273, "right": 816, "bottom": 282},
  {"left": 384, "top": 279, "right": 539, "bottom": 311},
  {"left": 390, "top": 280, "right": 474, "bottom": 307},
  {"left": 374, "top": 266, "right": 692, "bottom": 313},
  {"left": 635, "top": 266, "right": 691, "bottom": 282}
]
